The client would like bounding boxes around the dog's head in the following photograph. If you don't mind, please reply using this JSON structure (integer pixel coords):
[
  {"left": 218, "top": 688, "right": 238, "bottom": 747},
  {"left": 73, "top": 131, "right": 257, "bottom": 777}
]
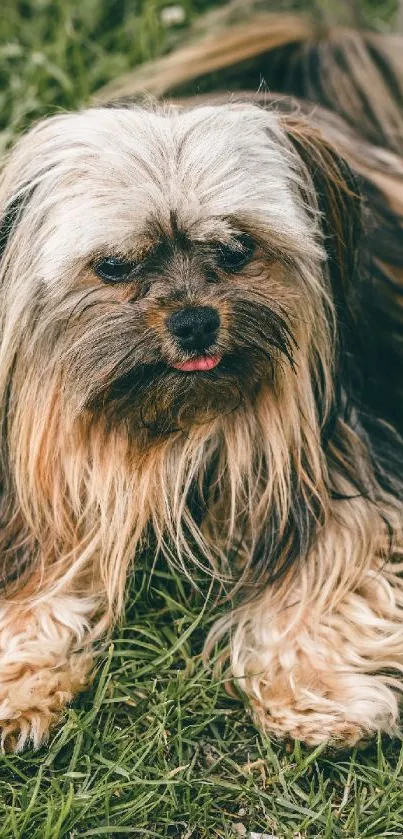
[
  {"left": 0, "top": 104, "right": 360, "bottom": 443},
  {"left": 0, "top": 101, "right": 367, "bottom": 596}
]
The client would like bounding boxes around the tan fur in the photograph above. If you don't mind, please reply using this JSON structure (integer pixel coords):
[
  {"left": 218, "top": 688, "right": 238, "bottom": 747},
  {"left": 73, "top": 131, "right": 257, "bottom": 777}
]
[
  {"left": 0, "top": 594, "right": 94, "bottom": 751},
  {"left": 208, "top": 492, "right": 403, "bottom": 746},
  {"left": 0, "top": 43, "right": 402, "bottom": 751}
]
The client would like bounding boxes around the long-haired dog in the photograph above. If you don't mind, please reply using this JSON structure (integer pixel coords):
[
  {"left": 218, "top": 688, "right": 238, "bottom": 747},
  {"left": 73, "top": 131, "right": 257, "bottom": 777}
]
[{"left": 0, "top": 8, "right": 402, "bottom": 752}]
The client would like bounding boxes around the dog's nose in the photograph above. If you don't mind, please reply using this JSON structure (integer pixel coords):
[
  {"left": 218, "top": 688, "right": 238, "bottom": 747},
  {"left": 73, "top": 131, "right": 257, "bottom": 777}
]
[{"left": 166, "top": 306, "right": 220, "bottom": 351}]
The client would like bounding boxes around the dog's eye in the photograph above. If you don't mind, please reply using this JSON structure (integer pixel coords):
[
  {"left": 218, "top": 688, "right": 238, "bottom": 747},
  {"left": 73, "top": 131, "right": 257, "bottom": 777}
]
[
  {"left": 216, "top": 235, "right": 255, "bottom": 273},
  {"left": 93, "top": 257, "right": 137, "bottom": 283}
]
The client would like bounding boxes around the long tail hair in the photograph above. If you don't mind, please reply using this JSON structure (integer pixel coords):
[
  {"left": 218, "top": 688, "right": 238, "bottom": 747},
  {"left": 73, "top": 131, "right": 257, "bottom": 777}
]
[{"left": 94, "top": 7, "right": 403, "bottom": 154}]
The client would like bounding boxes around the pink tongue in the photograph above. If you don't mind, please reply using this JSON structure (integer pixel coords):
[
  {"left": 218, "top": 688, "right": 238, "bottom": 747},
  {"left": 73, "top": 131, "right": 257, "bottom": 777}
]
[{"left": 172, "top": 355, "right": 222, "bottom": 372}]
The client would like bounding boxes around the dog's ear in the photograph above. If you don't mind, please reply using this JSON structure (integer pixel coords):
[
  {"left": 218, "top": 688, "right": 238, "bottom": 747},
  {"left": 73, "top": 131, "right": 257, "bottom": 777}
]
[
  {"left": 281, "top": 118, "right": 366, "bottom": 453},
  {"left": 281, "top": 118, "right": 362, "bottom": 306}
]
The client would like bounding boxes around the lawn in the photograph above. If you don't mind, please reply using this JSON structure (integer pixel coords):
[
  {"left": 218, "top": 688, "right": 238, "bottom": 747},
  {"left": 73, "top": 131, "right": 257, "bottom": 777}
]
[{"left": 1, "top": 1, "right": 403, "bottom": 837}]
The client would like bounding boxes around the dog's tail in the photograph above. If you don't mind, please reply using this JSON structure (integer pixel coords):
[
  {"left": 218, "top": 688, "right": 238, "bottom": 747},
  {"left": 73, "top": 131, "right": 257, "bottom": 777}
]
[{"left": 95, "top": 8, "right": 403, "bottom": 154}]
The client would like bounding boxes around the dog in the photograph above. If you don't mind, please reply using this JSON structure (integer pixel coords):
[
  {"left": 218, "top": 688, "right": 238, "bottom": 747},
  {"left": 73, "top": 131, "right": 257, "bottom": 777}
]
[{"left": 0, "top": 8, "right": 402, "bottom": 752}]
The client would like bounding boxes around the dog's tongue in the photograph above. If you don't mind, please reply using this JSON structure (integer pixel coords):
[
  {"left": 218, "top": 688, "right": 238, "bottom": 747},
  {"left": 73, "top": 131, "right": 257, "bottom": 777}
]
[{"left": 172, "top": 355, "right": 222, "bottom": 372}]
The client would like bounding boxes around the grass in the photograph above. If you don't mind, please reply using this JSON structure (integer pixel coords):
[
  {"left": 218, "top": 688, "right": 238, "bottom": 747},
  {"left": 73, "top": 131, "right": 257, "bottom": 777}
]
[
  {"left": 2, "top": 562, "right": 403, "bottom": 838},
  {"left": 2, "top": 564, "right": 403, "bottom": 838},
  {"left": 0, "top": 0, "right": 403, "bottom": 836}
]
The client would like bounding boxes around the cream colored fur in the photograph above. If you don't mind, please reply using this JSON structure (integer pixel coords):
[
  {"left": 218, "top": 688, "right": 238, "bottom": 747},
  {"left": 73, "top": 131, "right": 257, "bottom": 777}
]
[{"left": 0, "top": 103, "right": 401, "bottom": 750}]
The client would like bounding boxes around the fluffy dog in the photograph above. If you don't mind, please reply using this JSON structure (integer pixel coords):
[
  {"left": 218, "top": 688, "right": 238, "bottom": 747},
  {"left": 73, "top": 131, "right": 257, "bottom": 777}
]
[{"left": 0, "top": 10, "right": 402, "bottom": 751}]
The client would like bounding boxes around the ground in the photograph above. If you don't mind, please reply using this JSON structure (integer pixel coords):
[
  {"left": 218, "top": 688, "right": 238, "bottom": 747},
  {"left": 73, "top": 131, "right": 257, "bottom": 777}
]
[{"left": 0, "top": 1, "right": 403, "bottom": 837}]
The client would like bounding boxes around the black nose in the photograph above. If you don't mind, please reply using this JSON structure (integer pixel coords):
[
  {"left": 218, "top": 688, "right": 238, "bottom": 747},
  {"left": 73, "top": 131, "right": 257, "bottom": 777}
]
[{"left": 166, "top": 306, "right": 220, "bottom": 351}]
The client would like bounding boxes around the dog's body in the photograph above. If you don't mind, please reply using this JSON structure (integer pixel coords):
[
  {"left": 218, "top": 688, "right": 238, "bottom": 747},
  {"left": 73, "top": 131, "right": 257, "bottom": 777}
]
[{"left": 0, "top": 11, "right": 402, "bottom": 752}]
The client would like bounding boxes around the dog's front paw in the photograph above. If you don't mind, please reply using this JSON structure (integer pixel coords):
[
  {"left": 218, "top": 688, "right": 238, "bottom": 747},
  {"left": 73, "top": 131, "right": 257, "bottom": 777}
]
[
  {"left": 0, "top": 654, "right": 92, "bottom": 752},
  {"left": 247, "top": 673, "right": 400, "bottom": 748},
  {"left": 251, "top": 699, "right": 377, "bottom": 748}
]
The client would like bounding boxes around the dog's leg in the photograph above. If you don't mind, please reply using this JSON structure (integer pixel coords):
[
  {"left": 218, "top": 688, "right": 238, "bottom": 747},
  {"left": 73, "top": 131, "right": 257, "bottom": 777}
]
[
  {"left": 226, "top": 504, "right": 403, "bottom": 748},
  {"left": 0, "top": 591, "right": 98, "bottom": 751}
]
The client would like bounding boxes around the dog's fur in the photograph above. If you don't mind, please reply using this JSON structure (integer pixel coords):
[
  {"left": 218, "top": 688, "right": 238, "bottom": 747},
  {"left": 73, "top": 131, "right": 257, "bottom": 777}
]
[{"left": 0, "top": 9, "right": 402, "bottom": 752}]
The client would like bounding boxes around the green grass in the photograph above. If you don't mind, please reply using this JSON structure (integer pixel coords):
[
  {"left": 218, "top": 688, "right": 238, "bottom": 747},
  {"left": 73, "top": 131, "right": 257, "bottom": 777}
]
[
  {"left": 2, "top": 562, "right": 403, "bottom": 838},
  {"left": 1, "top": 1, "right": 403, "bottom": 837},
  {"left": 1, "top": 564, "right": 403, "bottom": 839}
]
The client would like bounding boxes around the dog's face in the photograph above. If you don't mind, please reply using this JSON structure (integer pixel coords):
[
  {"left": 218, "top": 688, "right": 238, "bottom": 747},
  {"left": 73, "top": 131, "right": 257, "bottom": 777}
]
[
  {"left": 0, "top": 104, "right": 331, "bottom": 439},
  {"left": 0, "top": 100, "right": 366, "bottom": 595}
]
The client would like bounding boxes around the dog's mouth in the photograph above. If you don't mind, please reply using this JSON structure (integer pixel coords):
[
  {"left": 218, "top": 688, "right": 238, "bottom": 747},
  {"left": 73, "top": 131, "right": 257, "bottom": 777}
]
[
  {"left": 170, "top": 354, "right": 222, "bottom": 372},
  {"left": 85, "top": 347, "right": 269, "bottom": 433}
]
